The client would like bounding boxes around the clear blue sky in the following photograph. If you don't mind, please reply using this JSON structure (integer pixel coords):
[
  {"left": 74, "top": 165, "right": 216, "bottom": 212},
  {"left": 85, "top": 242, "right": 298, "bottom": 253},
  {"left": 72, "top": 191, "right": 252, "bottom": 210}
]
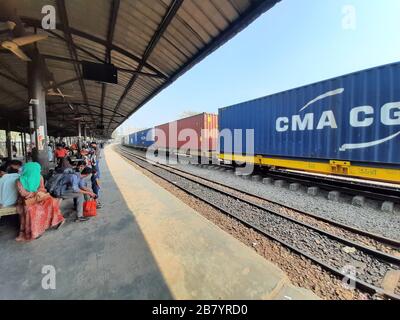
[{"left": 119, "top": 0, "right": 400, "bottom": 133}]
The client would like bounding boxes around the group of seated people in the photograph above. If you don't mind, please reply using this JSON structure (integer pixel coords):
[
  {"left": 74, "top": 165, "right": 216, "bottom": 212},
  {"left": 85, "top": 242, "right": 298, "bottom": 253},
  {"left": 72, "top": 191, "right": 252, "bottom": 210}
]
[
  {"left": 54, "top": 141, "right": 102, "bottom": 208},
  {"left": 0, "top": 143, "right": 103, "bottom": 242}
]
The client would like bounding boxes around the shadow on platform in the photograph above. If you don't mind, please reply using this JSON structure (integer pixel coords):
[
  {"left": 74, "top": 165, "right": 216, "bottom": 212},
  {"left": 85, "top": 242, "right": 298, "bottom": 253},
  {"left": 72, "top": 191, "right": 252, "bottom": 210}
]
[{"left": 0, "top": 158, "right": 173, "bottom": 299}]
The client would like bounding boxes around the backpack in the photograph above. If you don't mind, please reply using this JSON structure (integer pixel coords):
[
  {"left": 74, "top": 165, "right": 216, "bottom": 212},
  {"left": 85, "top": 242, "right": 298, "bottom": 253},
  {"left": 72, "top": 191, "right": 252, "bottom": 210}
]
[{"left": 45, "top": 169, "right": 74, "bottom": 198}]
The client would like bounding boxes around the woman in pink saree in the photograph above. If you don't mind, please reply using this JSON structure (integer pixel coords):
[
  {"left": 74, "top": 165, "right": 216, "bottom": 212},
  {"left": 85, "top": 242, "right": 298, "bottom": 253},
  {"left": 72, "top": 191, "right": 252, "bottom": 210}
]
[{"left": 16, "top": 162, "right": 64, "bottom": 242}]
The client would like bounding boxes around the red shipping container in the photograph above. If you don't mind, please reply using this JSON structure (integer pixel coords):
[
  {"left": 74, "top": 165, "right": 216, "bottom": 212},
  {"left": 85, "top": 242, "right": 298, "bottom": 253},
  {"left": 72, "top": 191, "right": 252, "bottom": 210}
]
[{"left": 155, "top": 113, "right": 218, "bottom": 154}]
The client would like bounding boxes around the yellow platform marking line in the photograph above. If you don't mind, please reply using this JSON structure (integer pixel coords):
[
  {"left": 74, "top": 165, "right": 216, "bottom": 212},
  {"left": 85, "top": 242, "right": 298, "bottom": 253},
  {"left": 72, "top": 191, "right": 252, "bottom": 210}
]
[{"left": 218, "top": 154, "right": 400, "bottom": 184}]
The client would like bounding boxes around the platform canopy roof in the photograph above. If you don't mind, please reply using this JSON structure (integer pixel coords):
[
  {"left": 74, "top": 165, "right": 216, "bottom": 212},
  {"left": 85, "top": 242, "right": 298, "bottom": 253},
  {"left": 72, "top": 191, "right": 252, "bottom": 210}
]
[{"left": 0, "top": 0, "right": 280, "bottom": 138}]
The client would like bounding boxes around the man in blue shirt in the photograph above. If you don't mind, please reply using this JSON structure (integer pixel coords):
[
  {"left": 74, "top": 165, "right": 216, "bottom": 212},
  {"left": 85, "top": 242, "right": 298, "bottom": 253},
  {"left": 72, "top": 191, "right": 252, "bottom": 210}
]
[
  {"left": 0, "top": 162, "right": 22, "bottom": 208},
  {"left": 60, "top": 167, "right": 96, "bottom": 222}
]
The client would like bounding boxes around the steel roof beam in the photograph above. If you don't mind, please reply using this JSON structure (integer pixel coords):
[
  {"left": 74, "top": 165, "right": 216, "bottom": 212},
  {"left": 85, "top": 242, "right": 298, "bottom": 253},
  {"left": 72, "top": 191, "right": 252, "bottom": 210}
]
[
  {"left": 47, "top": 114, "right": 122, "bottom": 125},
  {"left": 0, "top": 56, "right": 26, "bottom": 85},
  {"left": 47, "top": 114, "right": 122, "bottom": 124},
  {"left": 100, "top": 84, "right": 106, "bottom": 127},
  {"left": 48, "top": 112, "right": 120, "bottom": 119},
  {"left": 44, "top": 76, "right": 82, "bottom": 90},
  {"left": 0, "top": 116, "right": 29, "bottom": 132},
  {"left": 16, "top": 0, "right": 280, "bottom": 136},
  {"left": 12, "top": 102, "right": 126, "bottom": 119},
  {"left": 107, "top": 0, "right": 184, "bottom": 131},
  {"left": 101, "top": 0, "right": 120, "bottom": 132},
  {"left": 56, "top": 0, "right": 94, "bottom": 123},
  {"left": 46, "top": 102, "right": 127, "bottom": 118},
  {"left": 0, "top": 71, "right": 27, "bottom": 88},
  {"left": 121, "top": 0, "right": 280, "bottom": 123},
  {"left": 0, "top": 84, "right": 25, "bottom": 102},
  {"left": 45, "top": 29, "right": 105, "bottom": 64},
  {"left": 20, "top": 17, "right": 167, "bottom": 78},
  {"left": 106, "top": 0, "right": 120, "bottom": 63},
  {"left": 42, "top": 54, "right": 164, "bottom": 78}
]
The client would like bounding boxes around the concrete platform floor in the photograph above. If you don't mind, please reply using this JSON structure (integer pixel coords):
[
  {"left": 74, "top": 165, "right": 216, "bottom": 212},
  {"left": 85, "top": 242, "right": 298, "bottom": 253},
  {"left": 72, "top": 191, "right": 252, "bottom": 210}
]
[{"left": 0, "top": 146, "right": 318, "bottom": 300}]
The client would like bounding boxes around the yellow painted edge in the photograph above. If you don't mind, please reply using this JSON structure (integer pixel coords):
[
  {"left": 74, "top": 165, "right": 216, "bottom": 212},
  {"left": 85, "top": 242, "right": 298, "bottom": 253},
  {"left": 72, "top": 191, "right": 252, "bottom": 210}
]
[{"left": 218, "top": 154, "right": 400, "bottom": 184}]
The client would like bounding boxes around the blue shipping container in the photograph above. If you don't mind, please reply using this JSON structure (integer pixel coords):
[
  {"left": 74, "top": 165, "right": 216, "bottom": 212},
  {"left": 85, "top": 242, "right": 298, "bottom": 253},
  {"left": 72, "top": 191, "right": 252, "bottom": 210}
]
[
  {"left": 128, "top": 128, "right": 155, "bottom": 148},
  {"left": 219, "top": 62, "right": 400, "bottom": 165}
]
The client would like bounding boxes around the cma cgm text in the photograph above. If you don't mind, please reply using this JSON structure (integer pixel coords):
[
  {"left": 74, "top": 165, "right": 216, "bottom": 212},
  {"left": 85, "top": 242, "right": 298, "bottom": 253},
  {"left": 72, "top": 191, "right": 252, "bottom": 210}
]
[{"left": 276, "top": 102, "right": 400, "bottom": 132}]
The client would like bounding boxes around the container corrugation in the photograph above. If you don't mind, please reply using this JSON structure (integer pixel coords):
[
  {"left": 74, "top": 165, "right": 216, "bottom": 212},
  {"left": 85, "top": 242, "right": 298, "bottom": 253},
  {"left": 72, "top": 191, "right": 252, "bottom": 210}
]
[
  {"left": 128, "top": 128, "right": 155, "bottom": 148},
  {"left": 155, "top": 113, "right": 218, "bottom": 152},
  {"left": 219, "top": 62, "right": 400, "bottom": 165}
]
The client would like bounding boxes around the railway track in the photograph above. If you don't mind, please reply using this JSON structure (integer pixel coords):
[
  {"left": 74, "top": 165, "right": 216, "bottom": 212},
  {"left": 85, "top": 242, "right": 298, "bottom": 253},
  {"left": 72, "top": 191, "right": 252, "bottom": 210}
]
[
  {"left": 119, "top": 148, "right": 400, "bottom": 254},
  {"left": 122, "top": 146, "right": 400, "bottom": 249},
  {"left": 117, "top": 146, "right": 400, "bottom": 300},
  {"left": 200, "top": 163, "right": 400, "bottom": 205},
  {"left": 258, "top": 168, "right": 400, "bottom": 204},
  {"left": 123, "top": 147, "right": 400, "bottom": 206},
  {"left": 189, "top": 167, "right": 400, "bottom": 249}
]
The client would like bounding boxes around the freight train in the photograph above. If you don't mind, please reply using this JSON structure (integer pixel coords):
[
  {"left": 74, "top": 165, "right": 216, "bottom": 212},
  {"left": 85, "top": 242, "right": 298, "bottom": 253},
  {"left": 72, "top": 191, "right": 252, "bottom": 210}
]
[
  {"left": 123, "top": 62, "right": 400, "bottom": 184},
  {"left": 123, "top": 113, "right": 218, "bottom": 158},
  {"left": 123, "top": 128, "right": 155, "bottom": 150}
]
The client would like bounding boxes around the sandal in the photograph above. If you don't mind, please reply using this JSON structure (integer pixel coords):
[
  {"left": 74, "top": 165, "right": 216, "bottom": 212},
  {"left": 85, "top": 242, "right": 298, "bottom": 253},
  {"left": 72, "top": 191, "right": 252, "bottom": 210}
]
[{"left": 55, "top": 220, "right": 65, "bottom": 230}]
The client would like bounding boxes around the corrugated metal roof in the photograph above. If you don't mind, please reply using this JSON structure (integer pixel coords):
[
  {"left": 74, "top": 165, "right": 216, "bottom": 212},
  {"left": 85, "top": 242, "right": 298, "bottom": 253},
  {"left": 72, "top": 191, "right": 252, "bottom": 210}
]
[{"left": 0, "top": 0, "right": 280, "bottom": 137}]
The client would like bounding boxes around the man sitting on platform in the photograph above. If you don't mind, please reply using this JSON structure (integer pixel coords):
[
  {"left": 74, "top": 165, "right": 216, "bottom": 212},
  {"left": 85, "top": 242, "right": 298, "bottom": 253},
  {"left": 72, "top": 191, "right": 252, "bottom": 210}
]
[
  {"left": 9, "top": 160, "right": 23, "bottom": 173},
  {"left": 59, "top": 167, "right": 96, "bottom": 222},
  {"left": 0, "top": 160, "right": 23, "bottom": 208}
]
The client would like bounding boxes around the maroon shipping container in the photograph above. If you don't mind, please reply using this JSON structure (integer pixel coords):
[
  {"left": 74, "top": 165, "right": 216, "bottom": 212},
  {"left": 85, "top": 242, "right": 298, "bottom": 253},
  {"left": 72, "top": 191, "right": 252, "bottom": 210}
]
[{"left": 155, "top": 113, "right": 218, "bottom": 154}]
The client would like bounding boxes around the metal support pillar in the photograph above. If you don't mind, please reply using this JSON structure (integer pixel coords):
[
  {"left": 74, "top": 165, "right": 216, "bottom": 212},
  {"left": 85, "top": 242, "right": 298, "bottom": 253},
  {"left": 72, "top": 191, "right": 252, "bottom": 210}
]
[
  {"left": 20, "top": 132, "right": 25, "bottom": 160},
  {"left": 28, "top": 104, "right": 35, "bottom": 159},
  {"left": 28, "top": 51, "right": 49, "bottom": 172},
  {"left": 23, "top": 132, "right": 28, "bottom": 162},
  {"left": 77, "top": 121, "right": 82, "bottom": 150},
  {"left": 83, "top": 124, "right": 87, "bottom": 147},
  {"left": 24, "top": 132, "right": 28, "bottom": 162},
  {"left": 5, "top": 124, "right": 12, "bottom": 160}
]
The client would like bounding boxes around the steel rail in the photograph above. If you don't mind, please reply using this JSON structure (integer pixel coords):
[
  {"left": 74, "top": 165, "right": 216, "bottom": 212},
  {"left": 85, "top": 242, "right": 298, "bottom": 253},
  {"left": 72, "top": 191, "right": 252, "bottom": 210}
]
[
  {"left": 266, "top": 170, "right": 400, "bottom": 204},
  {"left": 167, "top": 162, "right": 400, "bottom": 248},
  {"left": 119, "top": 148, "right": 400, "bottom": 263},
  {"left": 121, "top": 147, "right": 400, "bottom": 248},
  {"left": 201, "top": 162, "right": 400, "bottom": 203},
  {"left": 206, "top": 162, "right": 400, "bottom": 202},
  {"left": 116, "top": 147, "right": 400, "bottom": 300}
]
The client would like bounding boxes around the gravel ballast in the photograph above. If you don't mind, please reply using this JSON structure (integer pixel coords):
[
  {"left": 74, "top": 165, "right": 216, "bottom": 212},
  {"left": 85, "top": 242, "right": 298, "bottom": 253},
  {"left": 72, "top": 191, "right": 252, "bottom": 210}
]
[
  {"left": 118, "top": 147, "right": 400, "bottom": 299},
  {"left": 170, "top": 162, "right": 400, "bottom": 241},
  {"left": 128, "top": 153, "right": 400, "bottom": 290}
]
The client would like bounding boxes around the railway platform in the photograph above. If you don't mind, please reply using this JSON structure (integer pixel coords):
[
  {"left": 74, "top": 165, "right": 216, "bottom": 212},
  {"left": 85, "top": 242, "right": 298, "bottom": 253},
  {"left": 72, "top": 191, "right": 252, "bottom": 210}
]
[{"left": 0, "top": 145, "right": 318, "bottom": 300}]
